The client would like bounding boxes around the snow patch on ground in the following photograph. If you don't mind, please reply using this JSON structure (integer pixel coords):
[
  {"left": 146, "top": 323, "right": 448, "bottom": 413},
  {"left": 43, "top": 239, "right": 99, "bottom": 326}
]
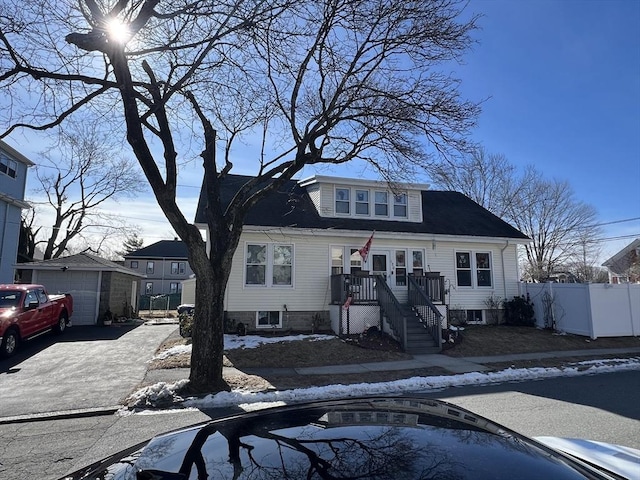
[
  {"left": 125, "top": 357, "right": 640, "bottom": 414},
  {"left": 153, "top": 334, "right": 335, "bottom": 360}
]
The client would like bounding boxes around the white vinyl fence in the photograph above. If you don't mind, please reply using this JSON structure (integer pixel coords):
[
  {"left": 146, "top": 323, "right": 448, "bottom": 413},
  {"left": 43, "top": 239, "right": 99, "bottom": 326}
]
[{"left": 520, "top": 282, "right": 640, "bottom": 339}]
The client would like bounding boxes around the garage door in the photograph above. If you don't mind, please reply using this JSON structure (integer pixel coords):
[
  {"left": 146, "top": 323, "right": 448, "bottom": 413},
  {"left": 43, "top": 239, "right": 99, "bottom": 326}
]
[{"left": 36, "top": 270, "right": 100, "bottom": 325}]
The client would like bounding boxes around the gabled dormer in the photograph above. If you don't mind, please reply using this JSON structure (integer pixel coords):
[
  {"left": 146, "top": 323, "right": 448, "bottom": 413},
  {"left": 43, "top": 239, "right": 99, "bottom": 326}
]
[{"left": 298, "top": 175, "right": 429, "bottom": 223}]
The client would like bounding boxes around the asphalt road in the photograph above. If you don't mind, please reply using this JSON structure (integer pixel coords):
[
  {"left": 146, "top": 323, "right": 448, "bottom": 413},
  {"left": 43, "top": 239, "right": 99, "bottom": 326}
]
[
  {"left": 0, "top": 370, "right": 638, "bottom": 480},
  {"left": 0, "top": 323, "right": 178, "bottom": 418}
]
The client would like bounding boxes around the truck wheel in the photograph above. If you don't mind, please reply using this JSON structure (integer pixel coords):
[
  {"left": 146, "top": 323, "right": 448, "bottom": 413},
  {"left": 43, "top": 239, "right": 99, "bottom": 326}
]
[
  {"left": 1, "top": 328, "right": 19, "bottom": 357},
  {"left": 54, "top": 313, "right": 68, "bottom": 335}
]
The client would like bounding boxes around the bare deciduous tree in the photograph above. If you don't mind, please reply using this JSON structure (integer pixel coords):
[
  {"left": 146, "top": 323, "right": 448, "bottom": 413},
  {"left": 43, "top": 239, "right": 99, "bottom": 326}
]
[
  {"left": 426, "top": 148, "right": 532, "bottom": 218},
  {"left": 1, "top": 0, "right": 480, "bottom": 392},
  {"left": 505, "top": 172, "right": 600, "bottom": 282},
  {"left": 427, "top": 150, "right": 601, "bottom": 282},
  {"left": 27, "top": 121, "right": 142, "bottom": 259}
]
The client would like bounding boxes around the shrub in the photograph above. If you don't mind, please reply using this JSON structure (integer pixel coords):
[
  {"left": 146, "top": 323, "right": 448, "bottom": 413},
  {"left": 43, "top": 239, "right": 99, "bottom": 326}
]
[
  {"left": 179, "top": 312, "right": 193, "bottom": 338},
  {"left": 502, "top": 296, "right": 535, "bottom": 326}
]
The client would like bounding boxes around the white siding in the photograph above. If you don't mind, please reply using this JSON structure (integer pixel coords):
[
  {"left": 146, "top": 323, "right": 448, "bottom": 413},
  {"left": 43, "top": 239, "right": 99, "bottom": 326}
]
[
  {"left": 421, "top": 240, "right": 520, "bottom": 310},
  {"left": 312, "top": 181, "right": 422, "bottom": 223},
  {"left": 306, "top": 184, "right": 321, "bottom": 215},
  {"left": 407, "top": 190, "right": 422, "bottom": 222},
  {"left": 224, "top": 231, "right": 521, "bottom": 313},
  {"left": 319, "top": 183, "right": 334, "bottom": 216}
]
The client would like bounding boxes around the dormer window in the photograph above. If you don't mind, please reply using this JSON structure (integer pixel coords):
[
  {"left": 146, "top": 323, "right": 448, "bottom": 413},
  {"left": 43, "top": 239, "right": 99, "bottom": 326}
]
[
  {"left": 394, "top": 194, "right": 407, "bottom": 218},
  {"left": 374, "top": 191, "right": 388, "bottom": 216},
  {"left": 334, "top": 186, "right": 409, "bottom": 219},
  {"left": 355, "top": 189, "right": 369, "bottom": 215},
  {"left": 335, "top": 188, "right": 350, "bottom": 214}
]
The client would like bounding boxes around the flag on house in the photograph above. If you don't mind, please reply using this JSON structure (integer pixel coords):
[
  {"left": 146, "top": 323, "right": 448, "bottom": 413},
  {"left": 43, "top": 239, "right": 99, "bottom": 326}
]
[
  {"left": 358, "top": 231, "right": 375, "bottom": 262},
  {"left": 342, "top": 295, "right": 352, "bottom": 310}
]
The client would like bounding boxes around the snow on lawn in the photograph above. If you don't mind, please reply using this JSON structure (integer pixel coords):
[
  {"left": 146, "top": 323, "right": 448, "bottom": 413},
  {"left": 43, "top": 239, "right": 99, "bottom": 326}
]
[
  {"left": 126, "top": 356, "right": 640, "bottom": 414},
  {"left": 153, "top": 333, "right": 334, "bottom": 360}
]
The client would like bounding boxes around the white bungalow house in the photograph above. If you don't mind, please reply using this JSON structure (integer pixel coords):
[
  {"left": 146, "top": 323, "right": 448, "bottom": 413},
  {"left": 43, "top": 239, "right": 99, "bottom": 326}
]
[{"left": 184, "top": 174, "right": 530, "bottom": 353}]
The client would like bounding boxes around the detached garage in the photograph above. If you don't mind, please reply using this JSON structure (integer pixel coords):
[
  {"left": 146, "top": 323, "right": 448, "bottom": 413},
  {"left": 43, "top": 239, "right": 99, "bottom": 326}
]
[{"left": 17, "top": 253, "right": 144, "bottom": 325}]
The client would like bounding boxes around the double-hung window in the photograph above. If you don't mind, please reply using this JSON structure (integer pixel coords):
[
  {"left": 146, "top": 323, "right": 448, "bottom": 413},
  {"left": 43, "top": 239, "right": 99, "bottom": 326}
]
[
  {"left": 455, "top": 252, "right": 472, "bottom": 287},
  {"left": 455, "top": 251, "right": 492, "bottom": 287},
  {"left": 355, "top": 189, "right": 369, "bottom": 215},
  {"left": 393, "top": 193, "right": 407, "bottom": 217},
  {"left": 335, "top": 188, "right": 350, "bottom": 214},
  {"left": 245, "top": 244, "right": 293, "bottom": 287},
  {"left": 147, "top": 261, "right": 155, "bottom": 274},
  {"left": 171, "top": 262, "right": 186, "bottom": 275},
  {"left": 476, "top": 253, "right": 492, "bottom": 287},
  {"left": 374, "top": 191, "right": 388, "bottom": 216},
  {"left": 331, "top": 247, "right": 344, "bottom": 275}
]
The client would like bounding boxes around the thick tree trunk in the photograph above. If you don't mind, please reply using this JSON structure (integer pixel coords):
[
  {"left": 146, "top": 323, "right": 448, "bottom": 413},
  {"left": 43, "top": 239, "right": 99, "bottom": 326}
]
[{"left": 188, "top": 264, "right": 230, "bottom": 393}]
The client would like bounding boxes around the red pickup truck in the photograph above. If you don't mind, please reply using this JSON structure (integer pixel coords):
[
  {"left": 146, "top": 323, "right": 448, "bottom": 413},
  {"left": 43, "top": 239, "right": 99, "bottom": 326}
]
[{"left": 0, "top": 284, "right": 73, "bottom": 357}]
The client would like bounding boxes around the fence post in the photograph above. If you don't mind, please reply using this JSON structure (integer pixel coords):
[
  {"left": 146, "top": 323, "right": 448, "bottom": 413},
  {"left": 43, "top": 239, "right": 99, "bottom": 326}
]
[
  {"left": 585, "top": 284, "right": 596, "bottom": 340},
  {"left": 628, "top": 283, "right": 637, "bottom": 337}
]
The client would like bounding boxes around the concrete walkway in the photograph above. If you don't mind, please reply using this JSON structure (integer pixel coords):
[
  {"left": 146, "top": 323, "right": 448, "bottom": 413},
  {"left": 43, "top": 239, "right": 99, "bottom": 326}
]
[
  {"left": 254, "top": 347, "right": 640, "bottom": 376},
  {"left": 143, "top": 346, "right": 640, "bottom": 385}
]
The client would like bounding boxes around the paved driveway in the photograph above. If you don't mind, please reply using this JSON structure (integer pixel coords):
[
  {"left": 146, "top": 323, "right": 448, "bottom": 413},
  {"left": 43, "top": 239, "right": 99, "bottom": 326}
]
[{"left": 0, "top": 323, "right": 178, "bottom": 419}]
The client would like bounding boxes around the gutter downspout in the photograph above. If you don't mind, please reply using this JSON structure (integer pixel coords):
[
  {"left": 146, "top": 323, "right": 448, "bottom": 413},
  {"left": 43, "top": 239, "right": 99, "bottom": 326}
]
[
  {"left": 500, "top": 240, "right": 510, "bottom": 300},
  {"left": 95, "top": 270, "right": 103, "bottom": 325}
]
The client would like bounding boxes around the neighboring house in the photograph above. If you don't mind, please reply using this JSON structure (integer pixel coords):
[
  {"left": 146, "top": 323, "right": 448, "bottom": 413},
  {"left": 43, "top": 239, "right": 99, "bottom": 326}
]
[
  {"left": 546, "top": 271, "right": 579, "bottom": 284},
  {"left": 184, "top": 174, "right": 530, "bottom": 352},
  {"left": 602, "top": 238, "right": 640, "bottom": 284},
  {"left": 125, "top": 239, "right": 194, "bottom": 298},
  {"left": 17, "top": 253, "right": 144, "bottom": 325},
  {"left": 0, "top": 141, "right": 34, "bottom": 283}
]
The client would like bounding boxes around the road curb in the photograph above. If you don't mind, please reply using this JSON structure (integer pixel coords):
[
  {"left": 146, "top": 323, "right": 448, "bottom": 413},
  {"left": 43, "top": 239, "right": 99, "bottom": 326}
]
[{"left": 0, "top": 405, "right": 122, "bottom": 425}]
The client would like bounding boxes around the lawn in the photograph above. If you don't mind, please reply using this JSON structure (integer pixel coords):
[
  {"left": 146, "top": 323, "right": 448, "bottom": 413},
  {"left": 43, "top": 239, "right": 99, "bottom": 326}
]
[{"left": 151, "top": 325, "right": 640, "bottom": 370}]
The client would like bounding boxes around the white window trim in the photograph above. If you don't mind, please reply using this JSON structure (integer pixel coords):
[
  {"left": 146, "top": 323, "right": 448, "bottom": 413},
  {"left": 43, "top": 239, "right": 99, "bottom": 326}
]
[
  {"left": 393, "top": 193, "right": 408, "bottom": 218},
  {"left": 244, "top": 243, "right": 294, "bottom": 288},
  {"left": 454, "top": 250, "right": 493, "bottom": 288},
  {"left": 335, "top": 187, "right": 350, "bottom": 215},
  {"left": 411, "top": 249, "right": 425, "bottom": 274},
  {"left": 256, "top": 310, "right": 283, "bottom": 329},
  {"left": 334, "top": 186, "right": 409, "bottom": 220},
  {"left": 475, "top": 252, "right": 493, "bottom": 288},
  {"left": 374, "top": 190, "right": 389, "bottom": 218},
  {"left": 355, "top": 189, "right": 370, "bottom": 216}
]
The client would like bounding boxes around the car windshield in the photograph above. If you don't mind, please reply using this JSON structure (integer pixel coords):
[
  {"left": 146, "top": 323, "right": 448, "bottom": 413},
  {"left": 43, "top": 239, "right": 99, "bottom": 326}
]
[{"left": 0, "top": 291, "right": 21, "bottom": 308}]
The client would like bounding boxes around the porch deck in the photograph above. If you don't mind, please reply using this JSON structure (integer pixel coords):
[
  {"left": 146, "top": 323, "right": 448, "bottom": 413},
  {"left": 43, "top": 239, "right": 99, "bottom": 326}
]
[
  {"left": 330, "top": 273, "right": 444, "bottom": 354},
  {"left": 330, "top": 273, "right": 445, "bottom": 305}
]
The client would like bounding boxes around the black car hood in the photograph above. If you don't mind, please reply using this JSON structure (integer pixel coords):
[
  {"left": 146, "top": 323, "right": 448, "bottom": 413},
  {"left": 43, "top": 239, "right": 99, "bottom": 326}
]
[{"left": 62, "top": 397, "right": 615, "bottom": 480}]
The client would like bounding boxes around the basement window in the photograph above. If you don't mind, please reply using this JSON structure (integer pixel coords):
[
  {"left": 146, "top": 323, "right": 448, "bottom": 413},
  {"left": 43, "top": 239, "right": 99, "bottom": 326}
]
[{"left": 256, "top": 311, "right": 282, "bottom": 328}]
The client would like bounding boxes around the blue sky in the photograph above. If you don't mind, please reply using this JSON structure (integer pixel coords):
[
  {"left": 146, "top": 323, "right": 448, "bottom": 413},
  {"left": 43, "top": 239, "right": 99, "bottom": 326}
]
[
  {"left": 452, "top": 0, "right": 640, "bottom": 258},
  {"left": 7, "top": 0, "right": 640, "bottom": 261}
]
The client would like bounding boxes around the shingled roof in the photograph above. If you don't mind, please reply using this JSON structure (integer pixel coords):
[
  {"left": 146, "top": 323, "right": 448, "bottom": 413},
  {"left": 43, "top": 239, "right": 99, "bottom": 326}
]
[
  {"left": 126, "top": 239, "right": 189, "bottom": 259},
  {"left": 18, "top": 252, "right": 144, "bottom": 276},
  {"left": 195, "top": 174, "right": 529, "bottom": 240}
]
